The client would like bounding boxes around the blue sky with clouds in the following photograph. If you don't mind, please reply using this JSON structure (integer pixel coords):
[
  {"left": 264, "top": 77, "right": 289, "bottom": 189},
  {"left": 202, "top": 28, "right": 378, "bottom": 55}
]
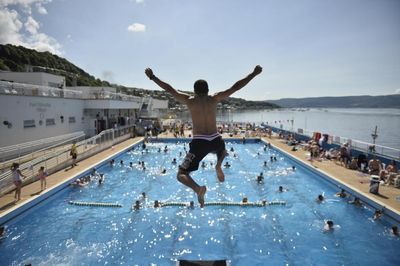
[{"left": 1, "top": 0, "right": 399, "bottom": 100}]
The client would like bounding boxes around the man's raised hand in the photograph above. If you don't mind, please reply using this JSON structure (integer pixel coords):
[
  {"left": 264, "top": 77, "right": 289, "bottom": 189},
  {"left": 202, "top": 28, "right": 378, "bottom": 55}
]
[
  {"left": 145, "top": 68, "right": 154, "bottom": 80},
  {"left": 253, "top": 65, "right": 262, "bottom": 75}
]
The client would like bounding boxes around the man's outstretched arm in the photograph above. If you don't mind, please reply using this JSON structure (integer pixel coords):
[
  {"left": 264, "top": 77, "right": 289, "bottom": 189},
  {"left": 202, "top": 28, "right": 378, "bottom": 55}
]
[
  {"left": 213, "top": 65, "right": 262, "bottom": 102},
  {"left": 145, "top": 68, "right": 190, "bottom": 104}
]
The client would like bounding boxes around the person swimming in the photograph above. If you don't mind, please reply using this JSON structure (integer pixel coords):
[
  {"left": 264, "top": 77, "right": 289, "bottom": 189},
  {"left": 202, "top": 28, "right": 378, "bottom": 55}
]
[
  {"left": 324, "top": 220, "right": 334, "bottom": 232},
  {"left": 257, "top": 172, "right": 264, "bottom": 183},
  {"left": 316, "top": 194, "right": 325, "bottom": 202},
  {"left": 335, "top": 189, "right": 347, "bottom": 198}
]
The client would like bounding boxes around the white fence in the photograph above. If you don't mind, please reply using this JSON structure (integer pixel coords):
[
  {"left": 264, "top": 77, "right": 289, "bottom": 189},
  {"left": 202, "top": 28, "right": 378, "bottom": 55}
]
[{"left": 0, "top": 125, "right": 136, "bottom": 196}]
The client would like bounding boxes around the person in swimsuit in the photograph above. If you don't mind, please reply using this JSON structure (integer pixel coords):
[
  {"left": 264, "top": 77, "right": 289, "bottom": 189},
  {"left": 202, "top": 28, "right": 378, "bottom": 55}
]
[
  {"left": 11, "top": 162, "right": 26, "bottom": 201},
  {"left": 145, "top": 65, "right": 262, "bottom": 207},
  {"left": 38, "top": 166, "right": 48, "bottom": 191}
]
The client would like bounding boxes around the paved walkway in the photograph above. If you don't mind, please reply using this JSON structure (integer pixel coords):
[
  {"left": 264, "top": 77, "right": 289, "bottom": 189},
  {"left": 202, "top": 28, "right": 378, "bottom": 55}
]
[{"left": 1, "top": 134, "right": 399, "bottom": 220}]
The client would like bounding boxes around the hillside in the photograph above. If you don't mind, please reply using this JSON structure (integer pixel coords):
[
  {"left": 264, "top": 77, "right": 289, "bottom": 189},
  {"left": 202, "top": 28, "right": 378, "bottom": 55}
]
[
  {"left": 267, "top": 95, "right": 400, "bottom": 108},
  {"left": 0, "top": 44, "right": 278, "bottom": 109}
]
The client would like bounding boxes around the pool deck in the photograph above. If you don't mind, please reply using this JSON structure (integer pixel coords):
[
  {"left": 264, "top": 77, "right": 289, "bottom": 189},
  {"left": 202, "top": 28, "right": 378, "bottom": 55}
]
[{"left": 1, "top": 134, "right": 399, "bottom": 221}]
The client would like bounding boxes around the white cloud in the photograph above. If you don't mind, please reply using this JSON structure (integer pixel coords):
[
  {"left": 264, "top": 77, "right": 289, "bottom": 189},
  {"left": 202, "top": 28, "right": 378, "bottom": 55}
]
[
  {"left": 0, "top": 1, "right": 62, "bottom": 55},
  {"left": 127, "top": 23, "right": 146, "bottom": 32},
  {"left": 395, "top": 89, "right": 400, "bottom": 94},
  {"left": 36, "top": 4, "right": 47, "bottom": 14},
  {"left": 24, "top": 16, "right": 39, "bottom": 34},
  {"left": 25, "top": 32, "right": 61, "bottom": 55},
  {"left": 136, "top": 0, "right": 144, "bottom": 3},
  {"left": 0, "top": 8, "right": 23, "bottom": 44}
]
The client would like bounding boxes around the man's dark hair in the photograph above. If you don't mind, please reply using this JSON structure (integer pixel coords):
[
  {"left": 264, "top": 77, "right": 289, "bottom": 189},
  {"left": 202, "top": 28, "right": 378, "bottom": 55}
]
[{"left": 194, "top": 79, "right": 209, "bottom": 96}]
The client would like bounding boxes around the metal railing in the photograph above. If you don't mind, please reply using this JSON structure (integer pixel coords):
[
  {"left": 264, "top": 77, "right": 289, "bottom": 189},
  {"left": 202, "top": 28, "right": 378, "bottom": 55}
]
[
  {"left": 0, "top": 131, "right": 85, "bottom": 164},
  {"left": 0, "top": 125, "right": 136, "bottom": 197},
  {"left": 214, "top": 121, "right": 400, "bottom": 160},
  {"left": 294, "top": 128, "right": 400, "bottom": 159},
  {"left": 0, "top": 80, "right": 83, "bottom": 99},
  {"left": 0, "top": 80, "right": 142, "bottom": 103}
]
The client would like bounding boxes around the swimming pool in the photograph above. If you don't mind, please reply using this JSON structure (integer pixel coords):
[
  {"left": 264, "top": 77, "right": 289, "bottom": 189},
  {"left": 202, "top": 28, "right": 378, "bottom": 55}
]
[{"left": 1, "top": 139, "right": 399, "bottom": 265}]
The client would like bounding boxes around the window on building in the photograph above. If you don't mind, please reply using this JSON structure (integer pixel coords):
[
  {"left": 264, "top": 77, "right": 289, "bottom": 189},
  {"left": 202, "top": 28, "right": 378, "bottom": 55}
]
[
  {"left": 69, "top": 116, "right": 76, "bottom": 123},
  {"left": 46, "top": 118, "right": 56, "bottom": 126},
  {"left": 23, "top": 120, "right": 36, "bottom": 128}
]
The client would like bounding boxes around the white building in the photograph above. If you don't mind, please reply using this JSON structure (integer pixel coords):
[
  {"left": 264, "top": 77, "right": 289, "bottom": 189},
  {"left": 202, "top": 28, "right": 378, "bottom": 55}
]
[
  {"left": 0, "top": 72, "right": 168, "bottom": 147},
  {"left": 0, "top": 71, "right": 65, "bottom": 88}
]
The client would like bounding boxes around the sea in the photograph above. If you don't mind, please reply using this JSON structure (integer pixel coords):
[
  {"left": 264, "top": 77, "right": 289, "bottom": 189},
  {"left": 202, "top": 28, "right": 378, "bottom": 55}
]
[{"left": 176, "top": 108, "right": 400, "bottom": 150}]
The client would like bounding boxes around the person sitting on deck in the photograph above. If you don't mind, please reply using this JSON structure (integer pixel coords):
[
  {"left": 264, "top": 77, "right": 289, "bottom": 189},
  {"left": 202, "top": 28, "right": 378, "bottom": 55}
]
[
  {"left": 357, "top": 153, "right": 368, "bottom": 172},
  {"left": 145, "top": 65, "right": 262, "bottom": 207},
  {"left": 348, "top": 157, "right": 358, "bottom": 170},
  {"left": 380, "top": 160, "right": 398, "bottom": 183},
  {"left": 368, "top": 157, "right": 382, "bottom": 176}
]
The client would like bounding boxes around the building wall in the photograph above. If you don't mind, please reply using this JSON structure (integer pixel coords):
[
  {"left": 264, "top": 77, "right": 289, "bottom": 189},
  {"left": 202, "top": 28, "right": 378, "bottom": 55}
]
[
  {"left": 0, "top": 72, "right": 65, "bottom": 88},
  {"left": 0, "top": 95, "right": 87, "bottom": 147}
]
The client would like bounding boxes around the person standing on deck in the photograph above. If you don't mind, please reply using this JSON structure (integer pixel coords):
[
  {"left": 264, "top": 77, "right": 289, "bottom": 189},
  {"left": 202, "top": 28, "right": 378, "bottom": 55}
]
[
  {"left": 70, "top": 142, "right": 78, "bottom": 167},
  {"left": 11, "top": 162, "right": 26, "bottom": 201},
  {"left": 145, "top": 65, "right": 263, "bottom": 207}
]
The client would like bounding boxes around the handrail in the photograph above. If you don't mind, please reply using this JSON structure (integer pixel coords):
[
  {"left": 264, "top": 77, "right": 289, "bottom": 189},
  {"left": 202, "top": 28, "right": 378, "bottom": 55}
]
[
  {"left": 0, "top": 125, "right": 136, "bottom": 196},
  {"left": 0, "top": 132, "right": 86, "bottom": 173},
  {"left": 0, "top": 131, "right": 85, "bottom": 153}
]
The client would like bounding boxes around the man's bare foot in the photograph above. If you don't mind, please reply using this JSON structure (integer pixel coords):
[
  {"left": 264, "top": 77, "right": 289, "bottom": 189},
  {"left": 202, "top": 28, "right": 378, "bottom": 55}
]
[
  {"left": 216, "top": 166, "right": 225, "bottom": 182},
  {"left": 197, "top": 186, "right": 206, "bottom": 208}
]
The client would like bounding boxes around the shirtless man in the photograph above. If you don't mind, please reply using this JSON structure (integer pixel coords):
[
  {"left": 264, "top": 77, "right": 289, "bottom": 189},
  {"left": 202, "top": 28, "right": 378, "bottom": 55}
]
[{"left": 145, "top": 66, "right": 262, "bottom": 207}]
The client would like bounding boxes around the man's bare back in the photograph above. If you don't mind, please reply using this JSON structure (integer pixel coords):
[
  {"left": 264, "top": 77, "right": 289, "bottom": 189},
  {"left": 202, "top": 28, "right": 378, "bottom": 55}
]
[
  {"left": 186, "top": 96, "right": 218, "bottom": 135},
  {"left": 145, "top": 65, "right": 262, "bottom": 207}
]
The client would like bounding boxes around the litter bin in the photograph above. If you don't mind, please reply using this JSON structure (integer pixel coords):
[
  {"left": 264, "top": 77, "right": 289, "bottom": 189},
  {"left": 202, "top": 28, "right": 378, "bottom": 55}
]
[{"left": 369, "top": 175, "right": 380, "bottom": 194}]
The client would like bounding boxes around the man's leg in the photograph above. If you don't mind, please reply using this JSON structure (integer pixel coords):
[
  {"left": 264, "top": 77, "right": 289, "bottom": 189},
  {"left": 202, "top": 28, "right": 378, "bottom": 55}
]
[
  {"left": 177, "top": 169, "right": 206, "bottom": 207},
  {"left": 215, "top": 150, "right": 227, "bottom": 182}
]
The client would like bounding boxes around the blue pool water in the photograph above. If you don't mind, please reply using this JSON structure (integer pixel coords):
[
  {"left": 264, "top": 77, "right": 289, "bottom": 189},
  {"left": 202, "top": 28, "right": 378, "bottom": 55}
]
[{"left": 1, "top": 140, "right": 399, "bottom": 265}]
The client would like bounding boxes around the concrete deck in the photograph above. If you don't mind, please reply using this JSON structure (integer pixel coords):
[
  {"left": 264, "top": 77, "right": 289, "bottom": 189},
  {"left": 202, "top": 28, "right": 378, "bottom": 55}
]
[{"left": 1, "top": 134, "right": 399, "bottom": 222}]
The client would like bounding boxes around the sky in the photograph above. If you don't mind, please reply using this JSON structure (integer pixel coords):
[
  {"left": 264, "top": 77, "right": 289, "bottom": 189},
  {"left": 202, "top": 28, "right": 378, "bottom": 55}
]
[{"left": 0, "top": 0, "right": 399, "bottom": 100}]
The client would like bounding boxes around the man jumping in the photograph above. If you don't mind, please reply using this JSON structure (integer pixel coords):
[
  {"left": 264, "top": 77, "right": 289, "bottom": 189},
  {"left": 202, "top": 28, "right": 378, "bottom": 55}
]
[{"left": 145, "top": 65, "right": 262, "bottom": 207}]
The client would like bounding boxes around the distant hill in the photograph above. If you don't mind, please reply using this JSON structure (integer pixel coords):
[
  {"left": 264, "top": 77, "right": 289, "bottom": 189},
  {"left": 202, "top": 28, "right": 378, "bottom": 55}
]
[
  {"left": 267, "top": 95, "right": 400, "bottom": 108},
  {"left": 0, "top": 44, "right": 278, "bottom": 109}
]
